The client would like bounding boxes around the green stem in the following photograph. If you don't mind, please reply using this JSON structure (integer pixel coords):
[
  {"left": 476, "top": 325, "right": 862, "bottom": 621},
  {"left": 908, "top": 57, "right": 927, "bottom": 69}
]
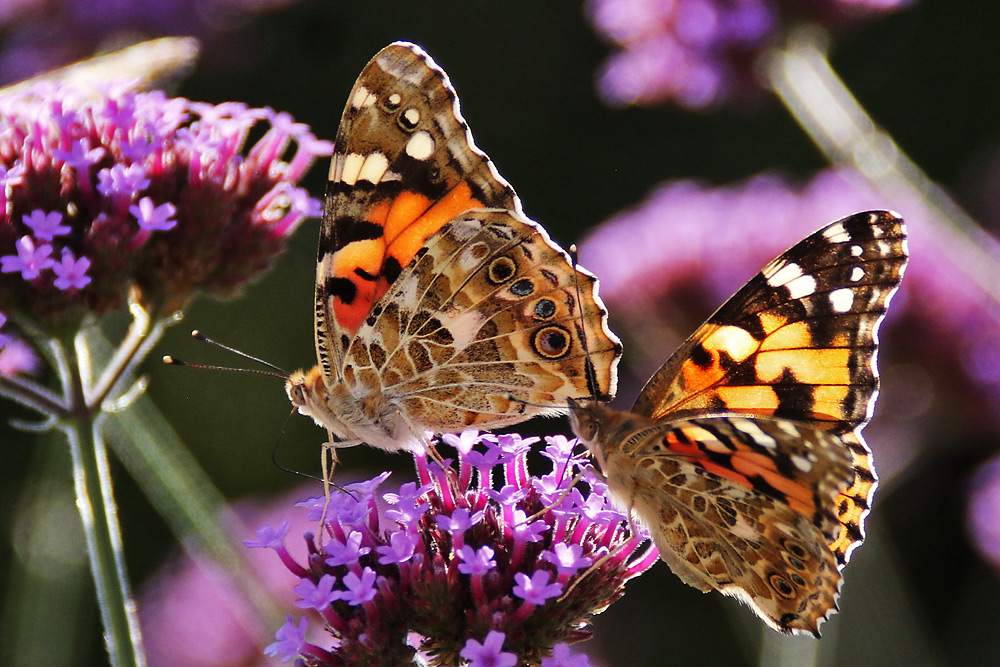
[
  {"left": 62, "top": 337, "right": 145, "bottom": 667},
  {"left": 762, "top": 25, "right": 1000, "bottom": 313},
  {"left": 85, "top": 319, "right": 283, "bottom": 639}
]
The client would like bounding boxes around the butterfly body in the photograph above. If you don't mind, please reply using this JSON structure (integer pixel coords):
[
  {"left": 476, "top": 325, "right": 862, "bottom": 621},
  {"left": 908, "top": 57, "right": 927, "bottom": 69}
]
[
  {"left": 570, "top": 210, "right": 908, "bottom": 636},
  {"left": 288, "top": 43, "right": 620, "bottom": 454}
]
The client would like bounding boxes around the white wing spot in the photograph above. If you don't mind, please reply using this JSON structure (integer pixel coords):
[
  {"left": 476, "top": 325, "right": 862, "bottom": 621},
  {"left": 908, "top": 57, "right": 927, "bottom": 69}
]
[
  {"left": 785, "top": 274, "right": 817, "bottom": 299},
  {"left": 765, "top": 261, "right": 803, "bottom": 287},
  {"left": 357, "top": 152, "right": 390, "bottom": 184},
  {"left": 403, "top": 107, "right": 420, "bottom": 126},
  {"left": 405, "top": 130, "right": 435, "bottom": 160},
  {"left": 850, "top": 245, "right": 863, "bottom": 257},
  {"left": 729, "top": 418, "right": 778, "bottom": 450},
  {"left": 791, "top": 455, "right": 813, "bottom": 473},
  {"left": 828, "top": 287, "right": 855, "bottom": 313},
  {"left": 388, "top": 92, "right": 402, "bottom": 107},
  {"left": 351, "top": 86, "right": 370, "bottom": 108},
  {"left": 850, "top": 266, "right": 864, "bottom": 282},
  {"left": 822, "top": 223, "right": 851, "bottom": 243},
  {"left": 340, "top": 153, "right": 365, "bottom": 186}
]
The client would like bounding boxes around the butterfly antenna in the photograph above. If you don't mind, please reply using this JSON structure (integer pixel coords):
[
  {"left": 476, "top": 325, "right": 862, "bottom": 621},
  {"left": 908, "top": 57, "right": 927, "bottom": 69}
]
[
  {"left": 162, "top": 330, "right": 290, "bottom": 379},
  {"left": 270, "top": 408, "right": 356, "bottom": 497},
  {"left": 569, "top": 245, "right": 600, "bottom": 400}
]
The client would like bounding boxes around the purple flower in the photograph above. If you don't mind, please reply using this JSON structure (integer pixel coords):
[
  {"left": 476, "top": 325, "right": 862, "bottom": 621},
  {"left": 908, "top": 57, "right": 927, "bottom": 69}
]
[
  {"left": 456, "top": 545, "right": 497, "bottom": 575},
  {"left": 0, "top": 78, "right": 330, "bottom": 329},
  {"left": 324, "top": 530, "right": 370, "bottom": 567},
  {"left": 542, "top": 643, "right": 590, "bottom": 667},
  {"left": 0, "top": 337, "right": 40, "bottom": 376},
  {"left": 968, "top": 455, "right": 1000, "bottom": 570},
  {"left": 96, "top": 164, "right": 150, "bottom": 198},
  {"left": 254, "top": 432, "right": 656, "bottom": 665},
  {"left": 52, "top": 137, "right": 105, "bottom": 169},
  {"left": 588, "top": 0, "right": 911, "bottom": 108},
  {"left": 513, "top": 570, "right": 563, "bottom": 605},
  {"left": 0, "top": 312, "right": 39, "bottom": 376},
  {"left": 376, "top": 530, "right": 419, "bottom": 565},
  {"left": 22, "top": 210, "right": 70, "bottom": 241},
  {"left": 52, "top": 249, "right": 91, "bottom": 290},
  {"left": 542, "top": 543, "right": 592, "bottom": 576},
  {"left": 294, "top": 574, "right": 342, "bottom": 611},
  {"left": 1, "top": 236, "right": 54, "bottom": 280},
  {"left": 129, "top": 197, "right": 177, "bottom": 232},
  {"left": 460, "top": 631, "right": 517, "bottom": 667},
  {"left": 436, "top": 507, "right": 485, "bottom": 534},
  {"left": 340, "top": 567, "right": 378, "bottom": 606},
  {"left": 263, "top": 615, "right": 309, "bottom": 663}
]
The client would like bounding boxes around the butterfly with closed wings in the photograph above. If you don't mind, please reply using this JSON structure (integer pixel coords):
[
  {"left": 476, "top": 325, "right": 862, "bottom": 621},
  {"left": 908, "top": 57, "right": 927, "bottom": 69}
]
[
  {"left": 569, "top": 210, "right": 907, "bottom": 636},
  {"left": 286, "top": 42, "right": 621, "bottom": 463}
]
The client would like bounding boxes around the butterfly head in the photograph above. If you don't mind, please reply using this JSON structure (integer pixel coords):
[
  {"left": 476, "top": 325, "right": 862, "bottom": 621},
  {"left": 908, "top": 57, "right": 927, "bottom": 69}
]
[{"left": 285, "top": 366, "right": 326, "bottom": 418}]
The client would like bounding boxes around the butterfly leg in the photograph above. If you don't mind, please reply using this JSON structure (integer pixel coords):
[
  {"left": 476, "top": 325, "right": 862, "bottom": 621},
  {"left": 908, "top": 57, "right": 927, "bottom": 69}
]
[{"left": 316, "top": 434, "right": 367, "bottom": 539}]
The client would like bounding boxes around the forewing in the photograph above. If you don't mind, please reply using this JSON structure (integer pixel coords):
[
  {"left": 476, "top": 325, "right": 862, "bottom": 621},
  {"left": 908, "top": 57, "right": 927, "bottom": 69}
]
[{"left": 315, "top": 42, "right": 519, "bottom": 379}]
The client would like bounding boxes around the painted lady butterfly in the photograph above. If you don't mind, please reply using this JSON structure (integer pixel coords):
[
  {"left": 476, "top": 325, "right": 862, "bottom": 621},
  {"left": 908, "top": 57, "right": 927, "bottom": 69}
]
[
  {"left": 569, "top": 210, "right": 908, "bottom": 636},
  {"left": 286, "top": 43, "right": 621, "bottom": 456}
]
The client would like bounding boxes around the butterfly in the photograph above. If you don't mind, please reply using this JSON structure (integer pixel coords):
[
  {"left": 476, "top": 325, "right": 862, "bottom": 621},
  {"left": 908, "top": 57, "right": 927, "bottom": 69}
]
[
  {"left": 568, "top": 210, "right": 908, "bottom": 636},
  {"left": 286, "top": 42, "right": 621, "bottom": 458}
]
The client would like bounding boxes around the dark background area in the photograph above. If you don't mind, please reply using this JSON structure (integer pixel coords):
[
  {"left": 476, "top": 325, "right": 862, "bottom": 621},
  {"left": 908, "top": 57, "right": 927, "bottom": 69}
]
[{"left": 2, "top": 1, "right": 1000, "bottom": 665}]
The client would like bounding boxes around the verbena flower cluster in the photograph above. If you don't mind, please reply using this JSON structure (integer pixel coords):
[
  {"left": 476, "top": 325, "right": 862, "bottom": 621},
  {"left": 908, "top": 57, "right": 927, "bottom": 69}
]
[
  {"left": 587, "top": 0, "right": 911, "bottom": 108},
  {"left": 0, "top": 80, "right": 331, "bottom": 331},
  {"left": 247, "top": 432, "right": 658, "bottom": 666}
]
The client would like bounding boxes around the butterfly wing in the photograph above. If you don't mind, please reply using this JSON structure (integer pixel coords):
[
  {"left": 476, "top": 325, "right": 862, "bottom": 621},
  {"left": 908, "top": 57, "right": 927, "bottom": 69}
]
[
  {"left": 595, "top": 413, "right": 854, "bottom": 636},
  {"left": 315, "top": 42, "right": 520, "bottom": 381},
  {"left": 344, "top": 209, "right": 620, "bottom": 431},
  {"left": 631, "top": 210, "right": 907, "bottom": 564}
]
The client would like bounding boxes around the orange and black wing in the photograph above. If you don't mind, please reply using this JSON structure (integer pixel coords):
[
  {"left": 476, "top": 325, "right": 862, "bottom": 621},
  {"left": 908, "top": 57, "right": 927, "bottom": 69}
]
[
  {"left": 315, "top": 42, "right": 519, "bottom": 379},
  {"left": 633, "top": 210, "right": 908, "bottom": 564}
]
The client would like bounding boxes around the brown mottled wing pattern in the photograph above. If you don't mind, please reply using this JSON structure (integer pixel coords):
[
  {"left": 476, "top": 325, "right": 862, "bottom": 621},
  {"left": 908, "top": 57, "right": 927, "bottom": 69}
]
[
  {"left": 600, "top": 416, "right": 854, "bottom": 636},
  {"left": 632, "top": 210, "right": 908, "bottom": 565},
  {"left": 315, "top": 42, "right": 519, "bottom": 381},
  {"left": 342, "top": 209, "right": 620, "bottom": 430}
]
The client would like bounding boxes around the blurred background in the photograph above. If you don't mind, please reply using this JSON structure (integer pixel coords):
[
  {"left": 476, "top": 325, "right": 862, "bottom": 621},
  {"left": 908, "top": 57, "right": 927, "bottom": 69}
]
[{"left": 2, "top": 0, "right": 1000, "bottom": 665}]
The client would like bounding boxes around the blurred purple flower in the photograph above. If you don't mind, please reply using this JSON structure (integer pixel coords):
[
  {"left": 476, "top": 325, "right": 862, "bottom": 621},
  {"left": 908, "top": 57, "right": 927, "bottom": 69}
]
[
  {"left": 967, "top": 454, "right": 1000, "bottom": 570},
  {"left": 0, "top": 311, "right": 39, "bottom": 376},
  {"left": 0, "top": 79, "right": 331, "bottom": 330},
  {"left": 578, "top": 167, "right": 1000, "bottom": 486},
  {"left": 249, "top": 432, "right": 657, "bottom": 666},
  {"left": 0, "top": 0, "right": 306, "bottom": 85},
  {"left": 543, "top": 642, "right": 591, "bottom": 667},
  {"left": 587, "top": 0, "right": 911, "bottom": 108},
  {"left": 140, "top": 490, "right": 328, "bottom": 667}
]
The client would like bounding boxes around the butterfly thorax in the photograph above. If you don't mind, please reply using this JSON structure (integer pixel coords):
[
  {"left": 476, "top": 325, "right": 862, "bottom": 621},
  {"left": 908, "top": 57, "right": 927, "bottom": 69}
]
[{"left": 286, "top": 365, "right": 412, "bottom": 452}]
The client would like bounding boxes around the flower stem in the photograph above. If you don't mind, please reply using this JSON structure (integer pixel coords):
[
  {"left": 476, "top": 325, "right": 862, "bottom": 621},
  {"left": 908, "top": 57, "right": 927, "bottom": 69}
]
[
  {"left": 762, "top": 24, "right": 1000, "bottom": 311},
  {"left": 62, "top": 336, "right": 146, "bottom": 667}
]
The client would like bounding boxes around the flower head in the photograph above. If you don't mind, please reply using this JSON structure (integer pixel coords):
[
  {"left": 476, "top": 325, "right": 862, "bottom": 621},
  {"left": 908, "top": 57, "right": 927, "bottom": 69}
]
[
  {"left": 251, "top": 431, "right": 656, "bottom": 666},
  {"left": 0, "top": 80, "right": 331, "bottom": 330},
  {"left": 588, "top": 0, "right": 911, "bottom": 108}
]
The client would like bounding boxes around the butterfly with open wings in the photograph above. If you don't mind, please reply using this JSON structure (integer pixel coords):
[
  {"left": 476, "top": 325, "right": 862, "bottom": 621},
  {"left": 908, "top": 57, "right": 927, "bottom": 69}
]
[{"left": 570, "top": 210, "right": 907, "bottom": 636}]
